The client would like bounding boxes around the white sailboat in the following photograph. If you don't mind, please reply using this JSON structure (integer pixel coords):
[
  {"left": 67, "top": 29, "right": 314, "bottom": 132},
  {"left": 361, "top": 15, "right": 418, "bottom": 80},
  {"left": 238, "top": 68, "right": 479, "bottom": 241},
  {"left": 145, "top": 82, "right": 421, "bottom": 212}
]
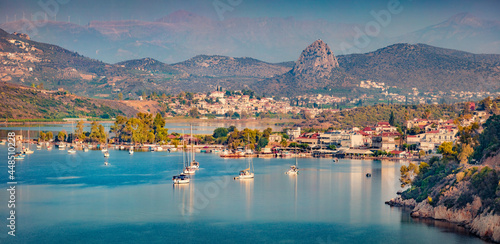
[
  {"left": 187, "top": 125, "right": 199, "bottom": 170},
  {"left": 174, "top": 131, "right": 190, "bottom": 184},
  {"left": 68, "top": 121, "right": 76, "bottom": 154},
  {"left": 129, "top": 146, "right": 134, "bottom": 155},
  {"left": 23, "top": 128, "right": 34, "bottom": 154},
  {"left": 182, "top": 130, "right": 196, "bottom": 175},
  {"left": 286, "top": 147, "right": 299, "bottom": 175},
  {"left": 235, "top": 137, "right": 254, "bottom": 180}
]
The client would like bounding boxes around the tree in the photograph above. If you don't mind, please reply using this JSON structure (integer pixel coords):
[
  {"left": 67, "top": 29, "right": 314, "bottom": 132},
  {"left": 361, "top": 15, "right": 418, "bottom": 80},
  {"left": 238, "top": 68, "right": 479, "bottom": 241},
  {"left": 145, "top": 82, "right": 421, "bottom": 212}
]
[
  {"left": 400, "top": 163, "right": 419, "bottom": 187},
  {"left": 89, "top": 121, "right": 100, "bottom": 143},
  {"left": 39, "top": 132, "right": 46, "bottom": 142},
  {"left": 438, "top": 141, "right": 456, "bottom": 158},
  {"left": 389, "top": 110, "right": 395, "bottom": 126},
  {"left": 213, "top": 127, "right": 229, "bottom": 138},
  {"left": 280, "top": 138, "right": 288, "bottom": 148},
  {"left": 76, "top": 121, "right": 86, "bottom": 142},
  {"left": 263, "top": 128, "right": 272, "bottom": 139},
  {"left": 189, "top": 107, "right": 200, "bottom": 118},
  {"left": 37, "top": 83, "right": 44, "bottom": 90},
  {"left": 257, "top": 137, "right": 269, "bottom": 150},
  {"left": 118, "top": 92, "right": 123, "bottom": 100},
  {"left": 98, "top": 124, "right": 108, "bottom": 143},
  {"left": 419, "top": 150, "right": 426, "bottom": 158},
  {"left": 458, "top": 144, "right": 474, "bottom": 164},
  {"left": 46, "top": 131, "right": 53, "bottom": 141},
  {"left": 57, "top": 130, "right": 67, "bottom": 142}
]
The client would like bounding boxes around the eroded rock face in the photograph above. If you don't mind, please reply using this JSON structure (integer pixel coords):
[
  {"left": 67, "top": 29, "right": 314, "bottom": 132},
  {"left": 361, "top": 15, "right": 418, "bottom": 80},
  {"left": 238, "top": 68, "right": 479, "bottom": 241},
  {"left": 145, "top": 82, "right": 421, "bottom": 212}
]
[
  {"left": 292, "top": 39, "right": 339, "bottom": 78},
  {"left": 410, "top": 197, "right": 500, "bottom": 243}
]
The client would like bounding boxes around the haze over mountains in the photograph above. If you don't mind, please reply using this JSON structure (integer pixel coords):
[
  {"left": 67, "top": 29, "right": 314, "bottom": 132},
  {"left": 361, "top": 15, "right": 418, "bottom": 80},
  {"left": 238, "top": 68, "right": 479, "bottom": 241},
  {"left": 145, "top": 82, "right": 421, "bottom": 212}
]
[{"left": 1, "top": 11, "right": 499, "bottom": 64}]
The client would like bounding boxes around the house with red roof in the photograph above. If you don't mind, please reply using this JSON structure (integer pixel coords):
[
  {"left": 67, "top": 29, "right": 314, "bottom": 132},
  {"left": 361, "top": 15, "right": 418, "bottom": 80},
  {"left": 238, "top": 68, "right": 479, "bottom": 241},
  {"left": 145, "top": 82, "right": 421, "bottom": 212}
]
[{"left": 390, "top": 150, "right": 407, "bottom": 158}]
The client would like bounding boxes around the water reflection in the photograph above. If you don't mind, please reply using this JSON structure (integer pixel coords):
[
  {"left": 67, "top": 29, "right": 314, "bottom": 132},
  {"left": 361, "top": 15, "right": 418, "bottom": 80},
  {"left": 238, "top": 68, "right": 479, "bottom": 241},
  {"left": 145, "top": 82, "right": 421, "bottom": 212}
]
[{"left": 238, "top": 179, "right": 254, "bottom": 220}]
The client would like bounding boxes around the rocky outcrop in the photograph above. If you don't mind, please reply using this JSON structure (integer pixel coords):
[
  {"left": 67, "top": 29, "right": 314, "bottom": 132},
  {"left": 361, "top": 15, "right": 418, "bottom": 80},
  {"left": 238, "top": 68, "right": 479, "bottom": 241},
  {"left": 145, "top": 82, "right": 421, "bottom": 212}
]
[
  {"left": 409, "top": 197, "right": 500, "bottom": 243},
  {"left": 385, "top": 197, "right": 417, "bottom": 208},
  {"left": 292, "top": 39, "right": 338, "bottom": 78}
]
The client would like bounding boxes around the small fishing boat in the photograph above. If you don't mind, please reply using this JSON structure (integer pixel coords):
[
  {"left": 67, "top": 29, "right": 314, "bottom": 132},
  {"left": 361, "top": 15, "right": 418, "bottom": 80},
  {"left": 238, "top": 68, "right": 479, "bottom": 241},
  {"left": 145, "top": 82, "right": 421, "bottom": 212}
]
[
  {"left": 14, "top": 153, "right": 25, "bottom": 160},
  {"left": 104, "top": 161, "right": 109, "bottom": 166},
  {"left": 68, "top": 148, "right": 76, "bottom": 154},
  {"left": 83, "top": 147, "right": 89, "bottom": 152},
  {"left": 129, "top": 146, "right": 134, "bottom": 155},
  {"left": 104, "top": 151, "right": 110, "bottom": 158},
  {"left": 36, "top": 144, "right": 42, "bottom": 150}
]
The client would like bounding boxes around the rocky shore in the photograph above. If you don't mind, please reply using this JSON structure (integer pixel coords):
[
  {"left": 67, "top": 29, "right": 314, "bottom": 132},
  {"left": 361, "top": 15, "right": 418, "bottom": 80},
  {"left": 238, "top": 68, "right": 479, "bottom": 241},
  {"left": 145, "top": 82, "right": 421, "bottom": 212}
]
[{"left": 386, "top": 197, "right": 500, "bottom": 243}]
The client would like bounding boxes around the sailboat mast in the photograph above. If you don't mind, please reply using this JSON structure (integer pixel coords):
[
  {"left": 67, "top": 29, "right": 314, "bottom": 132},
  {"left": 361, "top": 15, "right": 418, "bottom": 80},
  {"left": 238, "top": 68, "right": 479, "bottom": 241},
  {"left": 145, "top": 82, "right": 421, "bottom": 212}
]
[
  {"left": 182, "top": 130, "right": 185, "bottom": 168},
  {"left": 191, "top": 124, "right": 194, "bottom": 162}
]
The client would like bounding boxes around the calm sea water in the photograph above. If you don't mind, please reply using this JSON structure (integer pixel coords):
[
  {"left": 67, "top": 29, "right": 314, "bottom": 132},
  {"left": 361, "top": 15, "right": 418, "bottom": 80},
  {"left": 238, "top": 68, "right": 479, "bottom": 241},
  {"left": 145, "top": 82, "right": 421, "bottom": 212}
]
[{"left": 0, "top": 146, "right": 486, "bottom": 244}]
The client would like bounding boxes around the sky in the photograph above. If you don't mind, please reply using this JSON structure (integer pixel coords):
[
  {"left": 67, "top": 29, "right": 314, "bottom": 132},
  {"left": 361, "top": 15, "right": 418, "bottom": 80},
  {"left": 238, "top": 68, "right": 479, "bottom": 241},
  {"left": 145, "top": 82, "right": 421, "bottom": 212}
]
[{"left": 1, "top": 0, "right": 499, "bottom": 37}]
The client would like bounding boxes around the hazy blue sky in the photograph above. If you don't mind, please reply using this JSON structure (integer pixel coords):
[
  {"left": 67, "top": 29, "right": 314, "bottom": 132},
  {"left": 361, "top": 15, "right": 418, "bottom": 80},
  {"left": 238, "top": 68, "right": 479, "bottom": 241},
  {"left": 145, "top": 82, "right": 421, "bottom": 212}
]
[{"left": 1, "top": 0, "right": 499, "bottom": 36}]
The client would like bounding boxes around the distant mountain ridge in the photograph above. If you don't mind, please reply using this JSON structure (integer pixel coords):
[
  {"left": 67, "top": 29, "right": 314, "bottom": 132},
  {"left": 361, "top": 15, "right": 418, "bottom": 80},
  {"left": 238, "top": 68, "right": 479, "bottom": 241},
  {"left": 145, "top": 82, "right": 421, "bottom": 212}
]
[
  {"left": 338, "top": 43, "right": 500, "bottom": 92},
  {"left": 1, "top": 27, "right": 499, "bottom": 98},
  {"left": 1, "top": 11, "right": 498, "bottom": 64}
]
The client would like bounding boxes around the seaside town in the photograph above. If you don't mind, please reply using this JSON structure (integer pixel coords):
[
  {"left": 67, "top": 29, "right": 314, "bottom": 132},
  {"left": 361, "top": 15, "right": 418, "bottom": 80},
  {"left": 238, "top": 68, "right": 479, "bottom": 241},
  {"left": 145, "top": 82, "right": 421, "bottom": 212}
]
[{"left": 11, "top": 99, "right": 488, "bottom": 163}]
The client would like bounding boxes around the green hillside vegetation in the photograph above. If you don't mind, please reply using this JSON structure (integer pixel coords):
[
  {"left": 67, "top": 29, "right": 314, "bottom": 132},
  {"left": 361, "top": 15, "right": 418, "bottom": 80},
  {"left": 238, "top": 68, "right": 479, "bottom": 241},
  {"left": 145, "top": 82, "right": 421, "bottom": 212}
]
[
  {"left": 401, "top": 114, "right": 500, "bottom": 214},
  {"left": 0, "top": 82, "right": 124, "bottom": 119},
  {"left": 296, "top": 103, "right": 464, "bottom": 130}
]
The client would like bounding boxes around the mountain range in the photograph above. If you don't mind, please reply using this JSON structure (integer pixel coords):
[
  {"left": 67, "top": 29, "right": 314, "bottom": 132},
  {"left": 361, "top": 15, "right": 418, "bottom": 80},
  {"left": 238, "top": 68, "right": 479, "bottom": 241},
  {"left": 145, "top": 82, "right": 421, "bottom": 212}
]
[
  {"left": 1, "top": 27, "right": 499, "bottom": 98},
  {"left": 1, "top": 11, "right": 499, "bottom": 64}
]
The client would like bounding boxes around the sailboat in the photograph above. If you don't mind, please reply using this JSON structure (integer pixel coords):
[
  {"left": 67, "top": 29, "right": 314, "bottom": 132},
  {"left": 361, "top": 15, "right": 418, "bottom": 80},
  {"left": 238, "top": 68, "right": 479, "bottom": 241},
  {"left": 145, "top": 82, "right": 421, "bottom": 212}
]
[
  {"left": 129, "top": 146, "right": 134, "bottom": 155},
  {"left": 36, "top": 125, "right": 42, "bottom": 150},
  {"left": 67, "top": 121, "right": 76, "bottom": 154},
  {"left": 235, "top": 137, "right": 254, "bottom": 180},
  {"left": 286, "top": 147, "right": 299, "bottom": 175},
  {"left": 23, "top": 128, "right": 34, "bottom": 154},
  {"left": 173, "top": 130, "right": 190, "bottom": 184},
  {"left": 187, "top": 125, "right": 199, "bottom": 170}
]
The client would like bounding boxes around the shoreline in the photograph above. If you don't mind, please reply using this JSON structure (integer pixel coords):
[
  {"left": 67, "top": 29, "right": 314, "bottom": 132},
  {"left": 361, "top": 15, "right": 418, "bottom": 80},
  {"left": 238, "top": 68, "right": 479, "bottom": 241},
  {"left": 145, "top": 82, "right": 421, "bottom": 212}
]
[{"left": 386, "top": 197, "right": 500, "bottom": 243}]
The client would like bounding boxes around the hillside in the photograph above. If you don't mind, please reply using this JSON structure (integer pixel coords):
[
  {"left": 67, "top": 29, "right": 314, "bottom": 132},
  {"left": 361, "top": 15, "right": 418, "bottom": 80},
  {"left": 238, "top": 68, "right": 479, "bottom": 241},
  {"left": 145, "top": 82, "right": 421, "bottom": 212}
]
[
  {"left": 338, "top": 43, "right": 500, "bottom": 92},
  {"left": 0, "top": 82, "right": 141, "bottom": 119},
  {"left": 172, "top": 55, "right": 290, "bottom": 78},
  {"left": 387, "top": 114, "right": 500, "bottom": 243}
]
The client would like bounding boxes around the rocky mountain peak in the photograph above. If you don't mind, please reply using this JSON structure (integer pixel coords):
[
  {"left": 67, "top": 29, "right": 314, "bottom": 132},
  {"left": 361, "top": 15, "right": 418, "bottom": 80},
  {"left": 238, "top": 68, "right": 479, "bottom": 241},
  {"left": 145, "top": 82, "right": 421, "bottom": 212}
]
[{"left": 292, "top": 39, "right": 339, "bottom": 77}]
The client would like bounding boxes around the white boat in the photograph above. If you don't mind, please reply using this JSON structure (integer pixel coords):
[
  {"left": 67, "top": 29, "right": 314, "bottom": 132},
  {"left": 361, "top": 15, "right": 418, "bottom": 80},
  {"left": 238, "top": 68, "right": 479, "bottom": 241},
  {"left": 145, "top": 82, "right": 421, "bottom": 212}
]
[
  {"left": 68, "top": 148, "right": 76, "bottom": 154},
  {"left": 22, "top": 147, "right": 34, "bottom": 154},
  {"left": 83, "top": 147, "right": 89, "bottom": 152},
  {"left": 286, "top": 147, "right": 299, "bottom": 175},
  {"left": 157, "top": 146, "right": 163, "bottom": 151},
  {"left": 172, "top": 173, "right": 190, "bottom": 184},
  {"left": 173, "top": 132, "right": 190, "bottom": 184},
  {"left": 47, "top": 145, "right": 53, "bottom": 150},
  {"left": 101, "top": 147, "right": 108, "bottom": 153},
  {"left": 187, "top": 124, "right": 200, "bottom": 169},
  {"left": 36, "top": 144, "right": 42, "bottom": 150},
  {"left": 14, "top": 153, "right": 25, "bottom": 160},
  {"left": 129, "top": 148, "right": 134, "bottom": 155},
  {"left": 235, "top": 168, "right": 254, "bottom": 179},
  {"left": 286, "top": 165, "right": 299, "bottom": 175},
  {"left": 183, "top": 167, "right": 196, "bottom": 175},
  {"left": 104, "top": 151, "right": 110, "bottom": 158},
  {"left": 235, "top": 150, "right": 255, "bottom": 180},
  {"left": 58, "top": 143, "right": 66, "bottom": 150},
  {"left": 104, "top": 161, "right": 109, "bottom": 166},
  {"left": 120, "top": 146, "right": 125, "bottom": 150},
  {"left": 45, "top": 142, "right": 50, "bottom": 147}
]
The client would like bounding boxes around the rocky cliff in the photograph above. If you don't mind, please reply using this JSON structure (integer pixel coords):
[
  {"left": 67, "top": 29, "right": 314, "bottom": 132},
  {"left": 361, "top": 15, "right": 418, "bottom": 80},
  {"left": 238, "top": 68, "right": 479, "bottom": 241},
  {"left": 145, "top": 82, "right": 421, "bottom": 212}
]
[{"left": 292, "top": 39, "right": 339, "bottom": 78}]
